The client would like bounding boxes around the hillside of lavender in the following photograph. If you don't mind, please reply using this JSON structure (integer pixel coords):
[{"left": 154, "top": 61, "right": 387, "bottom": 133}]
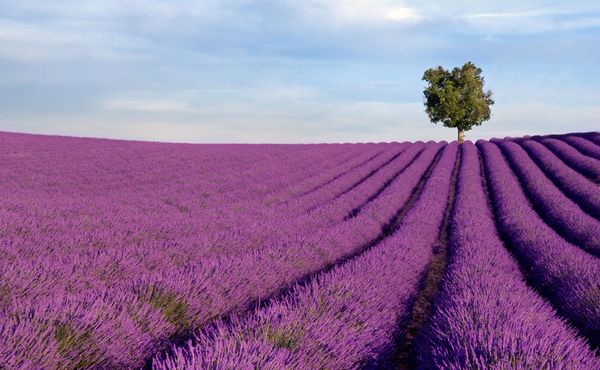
[{"left": 1, "top": 130, "right": 599, "bottom": 369}]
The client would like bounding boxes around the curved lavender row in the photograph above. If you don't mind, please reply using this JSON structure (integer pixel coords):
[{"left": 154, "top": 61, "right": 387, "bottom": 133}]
[
  {"left": 254, "top": 144, "right": 393, "bottom": 201},
  {"left": 0, "top": 143, "right": 443, "bottom": 367},
  {"left": 207, "top": 145, "right": 407, "bottom": 250},
  {"left": 222, "top": 144, "right": 430, "bottom": 260},
  {"left": 153, "top": 143, "right": 459, "bottom": 370},
  {"left": 220, "top": 144, "right": 371, "bottom": 204},
  {"left": 180, "top": 143, "right": 428, "bottom": 260},
  {"left": 495, "top": 140, "right": 600, "bottom": 255},
  {"left": 416, "top": 142, "right": 600, "bottom": 369},
  {"left": 307, "top": 142, "right": 427, "bottom": 220},
  {"left": 269, "top": 144, "right": 389, "bottom": 203},
  {"left": 232, "top": 144, "right": 362, "bottom": 198},
  {"left": 575, "top": 132, "right": 600, "bottom": 146},
  {"left": 516, "top": 139, "right": 600, "bottom": 219},
  {"left": 538, "top": 137, "right": 600, "bottom": 182},
  {"left": 293, "top": 146, "right": 388, "bottom": 196},
  {"left": 560, "top": 135, "right": 600, "bottom": 160},
  {"left": 203, "top": 144, "right": 407, "bottom": 257},
  {"left": 478, "top": 140, "right": 600, "bottom": 347},
  {"left": 288, "top": 144, "right": 408, "bottom": 213}
]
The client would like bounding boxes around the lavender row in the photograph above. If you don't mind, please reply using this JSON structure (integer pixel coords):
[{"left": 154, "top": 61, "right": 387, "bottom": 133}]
[
  {"left": 416, "top": 142, "right": 599, "bottom": 369},
  {"left": 537, "top": 137, "right": 600, "bottom": 182},
  {"left": 0, "top": 142, "right": 443, "bottom": 367},
  {"left": 210, "top": 143, "right": 371, "bottom": 204},
  {"left": 214, "top": 142, "right": 426, "bottom": 257},
  {"left": 307, "top": 142, "right": 426, "bottom": 220},
  {"left": 292, "top": 146, "right": 387, "bottom": 197},
  {"left": 241, "top": 144, "right": 400, "bottom": 241},
  {"left": 286, "top": 144, "right": 408, "bottom": 214},
  {"left": 478, "top": 140, "right": 600, "bottom": 347},
  {"left": 237, "top": 143, "right": 430, "bottom": 248},
  {"left": 575, "top": 132, "right": 600, "bottom": 146},
  {"left": 153, "top": 143, "right": 459, "bottom": 369},
  {"left": 267, "top": 144, "right": 390, "bottom": 205},
  {"left": 560, "top": 135, "right": 600, "bottom": 160},
  {"left": 517, "top": 139, "right": 600, "bottom": 219},
  {"left": 495, "top": 140, "right": 600, "bottom": 255},
  {"left": 209, "top": 143, "right": 403, "bottom": 257},
  {"left": 221, "top": 143, "right": 361, "bottom": 201}
]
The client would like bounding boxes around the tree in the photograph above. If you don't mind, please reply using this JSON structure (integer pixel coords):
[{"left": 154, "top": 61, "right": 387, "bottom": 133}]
[{"left": 422, "top": 62, "right": 494, "bottom": 143}]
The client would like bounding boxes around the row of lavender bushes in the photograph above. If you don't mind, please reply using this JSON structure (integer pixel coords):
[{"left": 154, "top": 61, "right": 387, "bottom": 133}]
[
  {"left": 536, "top": 137, "right": 600, "bottom": 181},
  {"left": 560, "top": 134, "right": 600, "bottom": 160},
  {"left": 478, "top": 140, "right": 600, "bottom": 348},
  {"left": 516, "top": 139, "right": 600, "bottom": 218},
  {"left": 494, "top": 140, "right": 600, "bottom": 256}
]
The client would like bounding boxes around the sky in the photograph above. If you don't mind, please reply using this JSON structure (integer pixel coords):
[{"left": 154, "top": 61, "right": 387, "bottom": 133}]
[{"left": 0, "top": 0, "right": 599, "bottom": 143}]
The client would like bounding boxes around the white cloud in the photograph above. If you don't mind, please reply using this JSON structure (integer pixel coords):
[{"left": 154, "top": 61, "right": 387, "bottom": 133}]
[
  {"left": 463, "top": 9, "right": 561, "bottom": 19},
  {"left": 295, "top": 0, "right": 422, "bottom": 26},
  {"left": 457, "top": 6, "right": 600, "bottom": 34}
]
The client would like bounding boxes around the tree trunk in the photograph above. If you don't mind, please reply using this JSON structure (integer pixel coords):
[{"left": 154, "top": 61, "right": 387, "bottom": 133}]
[{"left": 458, "top": 129, "right": 465, "bottom": 144}]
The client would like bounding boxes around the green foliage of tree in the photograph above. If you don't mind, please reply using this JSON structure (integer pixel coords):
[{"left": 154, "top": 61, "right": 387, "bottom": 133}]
[{"left": 422, "top": 62, "right": 494, "bottom": 143}]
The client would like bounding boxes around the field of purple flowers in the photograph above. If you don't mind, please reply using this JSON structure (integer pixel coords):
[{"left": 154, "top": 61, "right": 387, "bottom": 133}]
[{"left": 0, "top": 131, "right": 599, "bottom": 369}]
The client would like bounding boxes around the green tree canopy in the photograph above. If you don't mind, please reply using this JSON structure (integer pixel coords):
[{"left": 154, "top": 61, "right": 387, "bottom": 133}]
[{"left": 422, "top": 62, "right": 494, "bottom": 143}]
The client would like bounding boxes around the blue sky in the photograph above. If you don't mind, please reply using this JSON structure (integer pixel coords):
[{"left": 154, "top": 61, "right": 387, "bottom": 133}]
[{"left": 0, "top": 0, "right": 599, "bottom": 143}]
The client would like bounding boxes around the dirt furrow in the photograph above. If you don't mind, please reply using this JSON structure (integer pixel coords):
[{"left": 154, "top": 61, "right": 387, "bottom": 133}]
[{"left": 392, "top": 146, "right": 461, "bottom": 369}]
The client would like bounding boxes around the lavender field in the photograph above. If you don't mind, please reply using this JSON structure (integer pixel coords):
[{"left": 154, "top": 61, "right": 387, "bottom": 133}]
[{"left": 1, "top": 130, "right": 599, "bottom": 369}]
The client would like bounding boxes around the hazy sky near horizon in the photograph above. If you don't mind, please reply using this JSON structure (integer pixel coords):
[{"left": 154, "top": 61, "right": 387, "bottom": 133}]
[{"left": 1, "top": 0, "right": 599, "bottom": 143}]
